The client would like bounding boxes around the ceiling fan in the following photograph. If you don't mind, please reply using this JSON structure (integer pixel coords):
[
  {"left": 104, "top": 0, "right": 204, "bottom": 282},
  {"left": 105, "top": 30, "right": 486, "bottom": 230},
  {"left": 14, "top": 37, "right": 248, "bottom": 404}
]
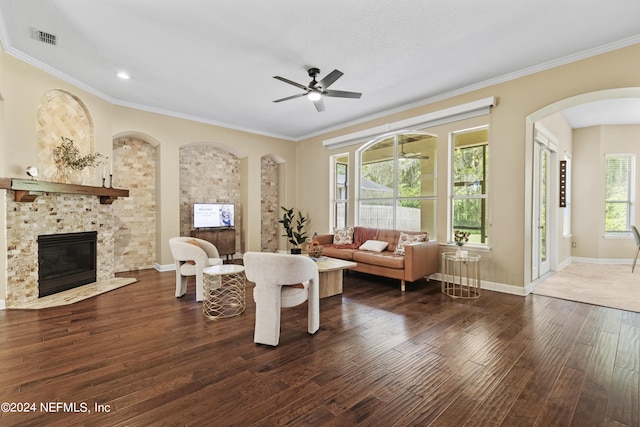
[
  {"left": 399, "top": 139, "right": 430, "bottom": 160},
  {"left": 272, "top": 67, "right": 362, "bottom": 112}
]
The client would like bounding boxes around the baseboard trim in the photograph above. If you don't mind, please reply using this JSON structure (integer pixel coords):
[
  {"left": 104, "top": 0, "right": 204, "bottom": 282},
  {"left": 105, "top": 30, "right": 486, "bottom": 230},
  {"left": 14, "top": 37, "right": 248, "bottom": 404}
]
[
  {"left": 571, "top": 256, "right": 632, "bottom": 265},
  {"left": 0, "top": 299, "right": 5, "bottom": 311},
  {"left": 429, "top": 273, "right": 527, "bottom": 296},
  {"left": 155, "top": 263, "right": 175, "bottom": 272}
]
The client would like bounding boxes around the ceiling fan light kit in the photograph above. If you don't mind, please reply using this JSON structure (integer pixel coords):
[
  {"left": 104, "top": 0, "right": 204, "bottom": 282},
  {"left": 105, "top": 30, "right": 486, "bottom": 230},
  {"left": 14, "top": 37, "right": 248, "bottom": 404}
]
[
  {"left": 308, "top": 91, "right": 322, "bottom": 101},
  {"left": 273, "top": 67, "right": 362, "bottom": 112}
]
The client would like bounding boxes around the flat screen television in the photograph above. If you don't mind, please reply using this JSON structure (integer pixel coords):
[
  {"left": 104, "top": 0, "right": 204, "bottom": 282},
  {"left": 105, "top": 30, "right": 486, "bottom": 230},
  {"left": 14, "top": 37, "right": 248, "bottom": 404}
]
[{"left": 193, "top": 203, "right": 234, "bottom": 228}]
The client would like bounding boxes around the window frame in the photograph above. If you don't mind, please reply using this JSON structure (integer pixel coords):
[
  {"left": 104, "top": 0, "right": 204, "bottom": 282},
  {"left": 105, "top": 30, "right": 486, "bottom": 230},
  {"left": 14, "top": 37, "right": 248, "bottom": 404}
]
[
  {"left": 604, "top": 153, "right": 635, "bottom": 235},
  {"left": 330, "top": 154, "right": 349, "bottom": 231},
  {"left": 449, "top": 125, "right": 490, "bottom": 246},
  {"left": 355, "top": 131, "right": 437, "bottom": 232}
]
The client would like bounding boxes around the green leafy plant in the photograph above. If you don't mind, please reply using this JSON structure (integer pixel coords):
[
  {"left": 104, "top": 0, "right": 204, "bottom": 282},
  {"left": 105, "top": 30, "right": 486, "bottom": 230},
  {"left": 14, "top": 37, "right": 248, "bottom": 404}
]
[
  {"left": 53, "top": 136, "right": 104, "bottom": 170},
  {"left": 278, "top": 206, "right": 308, "bottom": 247}
]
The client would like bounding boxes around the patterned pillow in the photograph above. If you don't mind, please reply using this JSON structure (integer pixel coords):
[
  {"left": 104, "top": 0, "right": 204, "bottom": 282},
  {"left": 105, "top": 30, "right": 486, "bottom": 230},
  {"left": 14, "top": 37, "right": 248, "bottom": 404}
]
[
  {"left": 394, "top": 232, "right": 427, "bottom": 255},
  {"left": 333, "top": 227, "right": 354, "bottom": 245}
]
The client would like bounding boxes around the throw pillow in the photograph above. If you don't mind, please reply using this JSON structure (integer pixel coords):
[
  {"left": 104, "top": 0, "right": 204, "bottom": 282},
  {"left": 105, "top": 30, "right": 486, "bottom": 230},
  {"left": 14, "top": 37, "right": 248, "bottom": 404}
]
[
  {"left": 394, "top": 232, "right": 427, "bottom": 255},
  {"left": 359, "top": 239, "right": 389, "bottom": 252},
  {"left": 333, "top": 227, "right": 354, "bottom": 245}
]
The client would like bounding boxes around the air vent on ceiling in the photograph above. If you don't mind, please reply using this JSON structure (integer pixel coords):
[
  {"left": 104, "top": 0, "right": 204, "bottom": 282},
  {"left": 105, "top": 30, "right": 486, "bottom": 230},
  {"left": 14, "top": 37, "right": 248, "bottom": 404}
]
[{"left": 31, "top": 28, "right": 57, "bottom": 46}]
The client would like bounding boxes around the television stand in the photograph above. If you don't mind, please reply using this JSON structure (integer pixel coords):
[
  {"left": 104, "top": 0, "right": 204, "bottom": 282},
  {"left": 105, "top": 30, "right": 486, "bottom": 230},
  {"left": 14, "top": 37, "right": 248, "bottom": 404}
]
[{"left": 191, "top": 228, "right": 235, "bottom": 261}]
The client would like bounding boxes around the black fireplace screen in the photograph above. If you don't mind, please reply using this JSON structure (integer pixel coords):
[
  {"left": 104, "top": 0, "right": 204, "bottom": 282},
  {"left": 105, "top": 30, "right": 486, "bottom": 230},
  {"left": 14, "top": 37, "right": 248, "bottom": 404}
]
[{"left": 38, "top": 231, "right": 97, "bottom": 298}]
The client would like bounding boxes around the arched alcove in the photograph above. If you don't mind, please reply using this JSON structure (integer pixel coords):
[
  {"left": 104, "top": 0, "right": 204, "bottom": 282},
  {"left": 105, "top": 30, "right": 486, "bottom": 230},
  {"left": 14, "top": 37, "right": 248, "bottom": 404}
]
[
  {"left": 179, "top": 143, "right": 242, "bottom": 254},
  {"left": 36, "top": 89, "right": 96, "bottom": 184},
  {"left": 112, "top": 134, "right": 158, "bottom": 272},
  {"left": 261, "top": 154, "right": 285, "bottom": 252}
]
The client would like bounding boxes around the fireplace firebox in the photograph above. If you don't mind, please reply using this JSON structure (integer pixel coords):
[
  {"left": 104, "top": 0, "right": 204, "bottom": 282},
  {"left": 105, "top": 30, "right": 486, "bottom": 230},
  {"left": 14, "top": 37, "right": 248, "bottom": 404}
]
[{"left": 38, "top": 231, "right": 97, "bottom": 298}]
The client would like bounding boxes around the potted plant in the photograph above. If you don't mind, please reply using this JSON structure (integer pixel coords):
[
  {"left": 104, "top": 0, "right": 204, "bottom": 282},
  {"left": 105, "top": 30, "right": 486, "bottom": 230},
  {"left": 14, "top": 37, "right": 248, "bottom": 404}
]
[
  {"left": 53, "top": 136, "right": 104, "bottom": 183},
  {"left": 454, "top": 230, "right": 471, "bottom": 257},
  {"left": 278, "top": 206, "right": 308, "bottom": 254}
]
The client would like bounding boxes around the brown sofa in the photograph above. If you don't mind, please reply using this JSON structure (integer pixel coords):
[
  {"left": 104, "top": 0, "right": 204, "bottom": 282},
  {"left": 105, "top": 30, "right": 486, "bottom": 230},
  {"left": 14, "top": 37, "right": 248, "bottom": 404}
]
[{"left": 314, "top": 226, "right": 439, "bottom": 291}]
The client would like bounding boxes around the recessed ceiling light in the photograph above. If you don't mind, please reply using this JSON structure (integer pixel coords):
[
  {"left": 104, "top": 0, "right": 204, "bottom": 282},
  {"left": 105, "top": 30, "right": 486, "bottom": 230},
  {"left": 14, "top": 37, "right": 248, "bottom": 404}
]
[{"left": 116, "top": 71, "right": 130, "bottom": 80}]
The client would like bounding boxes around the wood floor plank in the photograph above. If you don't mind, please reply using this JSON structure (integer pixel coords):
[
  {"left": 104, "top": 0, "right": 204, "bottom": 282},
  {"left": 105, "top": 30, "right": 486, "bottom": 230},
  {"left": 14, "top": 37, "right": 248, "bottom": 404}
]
[
  {"left": 570, "top": 380, "right": 610, "bottom": 427},
  {"left": 462, "top": 365, "right": 533, "bottom": 426},
  {"left": 607, "top": 366, "right": 639, "bottom": 426},
  {"left": 0, "top": 268, "right": 638, "bottom": 426},
  {"left": 532, "top": 366, "right": 585, "bottom": 426}
]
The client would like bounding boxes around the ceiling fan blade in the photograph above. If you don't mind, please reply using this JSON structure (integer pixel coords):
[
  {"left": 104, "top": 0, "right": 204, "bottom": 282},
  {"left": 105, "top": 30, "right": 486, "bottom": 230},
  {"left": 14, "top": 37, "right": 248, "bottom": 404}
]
[
  {"left": 312, "top": 97, "right": 325, "bottom": 112},
  {"left": 273, "top": 93, "right": 307, "bottom": 103},
  {"left": 318, "top": 69, "right": 343, "bottom": 89},
  {"left": 401, "top": 152, "right": 430, "bottom": 160},
  {"left": 273, "top": 76, "right": 309, "bottom": 91},
  {"left": 324, "top": 89, "right": 362, "bottom": 99}
]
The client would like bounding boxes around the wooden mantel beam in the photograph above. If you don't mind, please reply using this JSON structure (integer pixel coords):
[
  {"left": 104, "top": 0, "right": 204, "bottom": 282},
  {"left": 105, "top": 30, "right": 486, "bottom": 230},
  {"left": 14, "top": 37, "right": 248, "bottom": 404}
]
[{"left": 0, "top": 178, "right": 129, "bottom": 204}]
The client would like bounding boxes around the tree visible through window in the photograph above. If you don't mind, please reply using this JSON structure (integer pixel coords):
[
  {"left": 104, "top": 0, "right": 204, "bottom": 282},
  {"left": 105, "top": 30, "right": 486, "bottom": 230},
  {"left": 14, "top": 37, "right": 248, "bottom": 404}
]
[
  {"left": 358, "top": 133, "right": 436, "bottom": 232},
  {"left": 451, "top": 127, "right": 489, "bottom": 244},
  {"left": 605, "top": 154, "right": 634, "bottom": 233}
]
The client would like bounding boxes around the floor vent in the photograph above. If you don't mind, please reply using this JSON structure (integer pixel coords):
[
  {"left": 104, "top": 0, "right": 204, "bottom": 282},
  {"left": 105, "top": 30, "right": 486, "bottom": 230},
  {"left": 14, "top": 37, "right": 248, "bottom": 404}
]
[{"left": 31, "top": 28, "right": 57, "bottom": 46}]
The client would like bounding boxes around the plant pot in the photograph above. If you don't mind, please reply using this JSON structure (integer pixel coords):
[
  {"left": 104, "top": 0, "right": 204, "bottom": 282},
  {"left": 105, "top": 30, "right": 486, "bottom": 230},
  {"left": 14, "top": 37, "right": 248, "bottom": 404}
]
[{"left": 290, "top": 248, "right": 302, "bottom": 255}]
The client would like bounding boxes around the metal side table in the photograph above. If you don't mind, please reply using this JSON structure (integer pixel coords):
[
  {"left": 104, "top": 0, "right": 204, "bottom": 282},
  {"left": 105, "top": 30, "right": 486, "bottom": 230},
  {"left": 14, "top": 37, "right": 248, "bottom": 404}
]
[
  {"left": 441, "top": 251, "right": 481, "bottom": 299},
  {"left": 203, "top": 265, "right": 246, "bottom": 319}
]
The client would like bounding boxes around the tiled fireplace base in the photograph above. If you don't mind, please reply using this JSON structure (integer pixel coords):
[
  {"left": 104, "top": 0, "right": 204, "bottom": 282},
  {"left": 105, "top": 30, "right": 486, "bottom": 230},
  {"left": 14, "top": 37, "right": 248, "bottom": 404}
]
[{"left": 8, "top": 277, "right": 137, "bottom": 309}]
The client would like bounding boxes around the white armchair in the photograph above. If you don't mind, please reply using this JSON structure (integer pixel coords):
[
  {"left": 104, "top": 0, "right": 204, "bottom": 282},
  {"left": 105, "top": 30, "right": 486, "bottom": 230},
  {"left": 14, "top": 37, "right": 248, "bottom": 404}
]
[
  {"left": 169, "top": 237, "right": 223, "bottom": 301},
  {"left": 243, "top": 252, "right": 319, "bottom": 346}
]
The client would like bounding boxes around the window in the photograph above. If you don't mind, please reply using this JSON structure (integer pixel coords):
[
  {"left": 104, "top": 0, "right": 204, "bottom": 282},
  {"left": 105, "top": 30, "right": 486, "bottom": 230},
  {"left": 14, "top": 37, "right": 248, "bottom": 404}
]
[
  {"left": 357, "top": 133, "right": 437, "bottom": 232},
  {"left": 331, "top": 155, "right": 348, "bottom": 230},
  {"left": 605, "top": 154, "right": 634, "bottom": 233},
  {"left": 451, "top": 126, "right": 489, "bottom": 244}
]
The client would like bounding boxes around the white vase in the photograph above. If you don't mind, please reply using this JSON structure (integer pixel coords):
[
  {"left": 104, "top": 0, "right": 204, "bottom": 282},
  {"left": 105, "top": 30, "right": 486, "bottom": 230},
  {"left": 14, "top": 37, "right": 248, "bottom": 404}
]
[{"left": 54, "top": 167, "right": 84, "bottom": 184}]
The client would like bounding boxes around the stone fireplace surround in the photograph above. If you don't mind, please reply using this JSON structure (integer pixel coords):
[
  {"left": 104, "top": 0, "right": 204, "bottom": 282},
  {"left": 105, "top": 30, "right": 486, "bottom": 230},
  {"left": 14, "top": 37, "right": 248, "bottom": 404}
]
[{"left": 5, "top": 191, "right": 117, "bottom": 305}]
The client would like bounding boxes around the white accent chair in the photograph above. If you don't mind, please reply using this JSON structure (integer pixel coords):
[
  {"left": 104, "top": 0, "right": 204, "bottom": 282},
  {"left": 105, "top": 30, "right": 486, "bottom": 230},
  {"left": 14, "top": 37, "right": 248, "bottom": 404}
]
[
  {"left": 169, "top": 237, "right": 223, "bottom": 301},
  {"left": 243, "top": 252, "right": 320, "bottom": 346}
]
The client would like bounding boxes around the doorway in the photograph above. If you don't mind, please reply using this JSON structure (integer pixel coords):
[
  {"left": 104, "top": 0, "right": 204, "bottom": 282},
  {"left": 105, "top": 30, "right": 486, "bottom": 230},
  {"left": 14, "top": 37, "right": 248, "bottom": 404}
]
[
  {"left": 525, "top": 87, "right": 640, "bottom": 289},
  {"left": 532, "top": 123, "right": 558, "bottom": 281}
]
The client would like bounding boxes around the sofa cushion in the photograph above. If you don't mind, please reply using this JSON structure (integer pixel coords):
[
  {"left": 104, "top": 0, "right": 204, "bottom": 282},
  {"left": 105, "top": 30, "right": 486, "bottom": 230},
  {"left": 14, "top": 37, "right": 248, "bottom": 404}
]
[
  {"left": 321, "top": 246, "right": 359, "bottom": 261},
  {"left": 394, "top": 232, "right": 428, "bottom": 255},
  {"left": 353, "top": 251, "right": 404, "bottom": 269},
  {"left": 359, "top": 239, "right": 389, "bottom": 252},
  {"left": 376, "top": 229, "right": 401, "bottom": 252},
  {"left": 333, "top": 227, "right": 354, "bottom": 244}
]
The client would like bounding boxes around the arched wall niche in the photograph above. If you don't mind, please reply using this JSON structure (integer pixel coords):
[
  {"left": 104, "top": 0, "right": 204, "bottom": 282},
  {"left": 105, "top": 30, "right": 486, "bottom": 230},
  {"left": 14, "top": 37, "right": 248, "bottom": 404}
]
[
  {"left": 179, "top": 143, "right": 242, "bottom": 254},
  {"left": 260, "top": 153, "right": 285, "bottom": 252},
  {"left": 113, "top": 131, "right": 161, "bottom": 147},
  {"left": 185, "top": 140, "right": 248, "bottom": 159},
  {"left": 524, "top": 87, "right": 640, "bottom": 287},
  {"left": 36, "top": 89, "right": 96, "bottom": 184},
  {"left": 112, "top": 133, "right": 158, "bottom": 272}
]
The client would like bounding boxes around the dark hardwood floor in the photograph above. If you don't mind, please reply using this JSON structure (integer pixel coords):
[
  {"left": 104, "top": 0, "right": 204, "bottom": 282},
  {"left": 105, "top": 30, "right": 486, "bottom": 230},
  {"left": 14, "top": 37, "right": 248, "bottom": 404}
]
[{"left": 0, "top": 268, "right": 638, "bottom": 426}]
